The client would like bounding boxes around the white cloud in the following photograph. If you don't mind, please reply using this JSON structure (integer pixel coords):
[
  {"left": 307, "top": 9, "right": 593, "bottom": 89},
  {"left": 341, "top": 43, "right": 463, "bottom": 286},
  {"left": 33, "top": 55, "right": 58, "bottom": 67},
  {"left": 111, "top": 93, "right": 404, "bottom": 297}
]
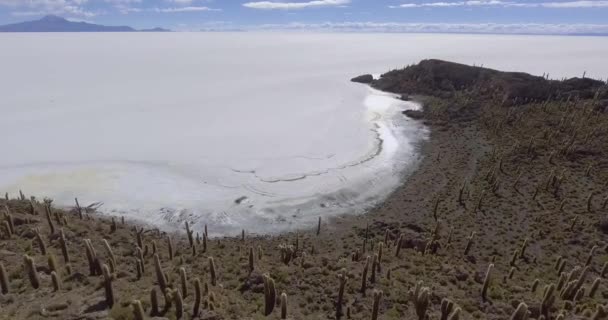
[
  {"left": 248, "top": 21, "right": 608, "bottom": 35},
  {"left": 243, "top": 0, "right": 350, "bottom": 10},
  {"left": 154, "top": 6, "right": 221, "bottom": 12},
  {"left": 390, "top": 0, "right": 608, "bottom": 8},
  {"left": 1, "top": 0, "right": 97, "bottom": 17}
]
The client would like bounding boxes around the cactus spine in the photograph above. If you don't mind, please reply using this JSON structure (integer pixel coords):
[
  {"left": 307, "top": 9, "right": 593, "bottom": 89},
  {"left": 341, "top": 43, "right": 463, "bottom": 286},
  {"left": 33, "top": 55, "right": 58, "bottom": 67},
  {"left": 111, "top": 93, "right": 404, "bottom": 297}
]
[{"left": 411, "top": 281, "right": 430, "bottom": 320}]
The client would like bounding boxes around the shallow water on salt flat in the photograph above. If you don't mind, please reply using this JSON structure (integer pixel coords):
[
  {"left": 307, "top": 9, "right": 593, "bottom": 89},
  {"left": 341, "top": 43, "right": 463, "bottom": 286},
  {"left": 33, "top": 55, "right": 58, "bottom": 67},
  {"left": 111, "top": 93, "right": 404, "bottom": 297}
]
[{"left": 0, "top": 33, "right": 606, "bottom": 235}]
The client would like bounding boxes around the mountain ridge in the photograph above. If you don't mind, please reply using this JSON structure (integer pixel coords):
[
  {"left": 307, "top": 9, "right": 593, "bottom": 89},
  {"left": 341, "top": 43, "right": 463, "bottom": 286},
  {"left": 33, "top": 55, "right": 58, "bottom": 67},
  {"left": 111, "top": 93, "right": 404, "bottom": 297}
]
[{"left": 0, "top": 15, "right": 170, "bottom": 32}]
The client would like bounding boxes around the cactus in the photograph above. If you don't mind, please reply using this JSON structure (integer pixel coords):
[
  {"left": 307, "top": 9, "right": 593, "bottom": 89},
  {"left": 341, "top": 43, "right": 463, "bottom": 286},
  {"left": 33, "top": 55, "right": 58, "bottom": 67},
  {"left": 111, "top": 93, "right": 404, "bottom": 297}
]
[
  {"left": 464, "top": 232, "right": 475, "bottom": 256},
  {"left": 241, "top": 229, "right": 245, "bottom": 242},
  {"left": 370, "top": 254, "right": 378, "bottom": 283},
  {"left": 179, "top": 267, "right": 188, "bottom": 298},
  {"left": 132, "top": 300, "right": 145, "bottom": 320},
  {"left": 1, "top": 262, "right": 9, "bottom": 294},
  {"left": 280, "top": 292, "right": 288, "bottom": 319},
  {"left": 44, "top": 202, "right": 56, "bottom": 234},
  {"left": 377, "top": 243, "right": 383, "bottom": 271},
  {"left": 519, "top": 238, "right": 528, "bottom": 258},
  {"left": 263, "top": 274, "right": 277, "bottom": 316},
  {"left": 2, "top": 220, "right": 12, "bottom": 238},
  {"left": 175, "top": 289, "right": 184, "bottom": 319},
  {"left": 167, "top": 236, "right": 174, "bottom": 261},
  {"left": 203, "top": 232, "right": 208, "bottom": 252},
  {"left": 47, "top": 253, "right": 59, "bottom": 274},
  {"left": 84, "top": 239, "right": 100, "bottom": 276},
  {"left": 410, "top": 281, "right": 430, "bottom": 320},
  {"left": 336, "top": 269, "right": 347, "bottom": 319},
  {"left": 361, "top": 256, "right": 370, "bottom": 295},
  {"left": 193, "top": 278, "right": 202, "bottom": 317},
  {"left": 481, "top": 264, "right": 494, "bottom": 302},
  {"left": 458, "top": 181, "right": 466, "bottom": 205},
  {"left": 32, "top": 228, "right": 47, "bottom": 255},
  {"left": 589, "top": 277, "right": 600, "bottom": 298},
  {"left": 103, "top": 239, "right": 116, "bottom": 272},
  {"left": 395, "top": 234, "right": 403, "bottom": 257},
  {"left": 371, "top": 290, "right": 382, "bottom": 320},
  {"left": 248, "top": 247, "right": 255, "bottom": 272},
  {"left": 531, "top": 279, "right": 539, "bottom": 292},
  {"left": 448, "top": 308, "right": 461, "bottom": 320},
  {"left": 153, "top": 254, "right": 167, "bottom": 292},
  {"left": 475, "top": 191, "right": 485, "bottom": 213},
  {"left": 136, "top": 227, "right": 144, "bottom": 249},
  {"left": 102, "top": 264, "right": 114, "bottom": 308},
  {"left": 585, "top": 245, "right": 597, "bottom": 267},
  {"left": 150, "top": 287, "right": 160, "bottom": 316},
  {"left": 58, "top": 229, "right": 69, "bottom": 263},
  {"left": 433, "top": 198, "right": 440, "bottom": 221},
  {"left": 592, "top": 305, "right": 607, "bottom": 320},
  {"left": 23, "top": 255, "right": 40, "bottom": 289},
  {"left": 540, "top": 284, "right": 556, "bottom": 317},
  {"left": 185, "top": 221, "right": 193, "bottom": 247},
  {"left": 510, "top": 249, "right": 519, "bottom": 267},
  {"left": 508, "top": 267, "right": 515, "bottom": 280},
  {"left": 209, "top": 256, "right": 217, "bottom": 286},
  {"left": 51, "top": 271, "right": 60, "bottom": 291},
  {"left": 510, "top": 302, "right": 529, "bottom": 320},
  {"left": 317, "top": 216, "right": 321, "bottom": 236},
  {"left": 440, "top": 298, "right": 454, "bottom": 320}
]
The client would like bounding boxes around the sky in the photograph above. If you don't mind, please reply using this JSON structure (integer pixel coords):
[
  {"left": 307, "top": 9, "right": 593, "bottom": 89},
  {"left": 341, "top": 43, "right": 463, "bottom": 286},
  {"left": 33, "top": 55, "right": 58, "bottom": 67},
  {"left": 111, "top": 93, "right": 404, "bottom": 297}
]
[{"left": 0, "top": 0, "right": 608, "bottom": 34}]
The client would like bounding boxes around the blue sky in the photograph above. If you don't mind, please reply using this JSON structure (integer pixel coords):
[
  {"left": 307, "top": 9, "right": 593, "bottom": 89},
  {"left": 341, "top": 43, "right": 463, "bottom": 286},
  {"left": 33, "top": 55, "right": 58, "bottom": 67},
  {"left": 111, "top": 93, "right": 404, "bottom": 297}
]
[{"left": 1, "top": 0, "right": 608, "bottom": 34}]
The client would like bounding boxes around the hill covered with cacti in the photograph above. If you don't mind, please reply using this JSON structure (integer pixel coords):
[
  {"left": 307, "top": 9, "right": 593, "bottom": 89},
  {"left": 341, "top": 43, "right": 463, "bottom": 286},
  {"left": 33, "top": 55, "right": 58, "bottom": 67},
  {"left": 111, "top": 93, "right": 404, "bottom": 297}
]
[{"left": 1, "top": 60, "right": 608, "bottom": 320}]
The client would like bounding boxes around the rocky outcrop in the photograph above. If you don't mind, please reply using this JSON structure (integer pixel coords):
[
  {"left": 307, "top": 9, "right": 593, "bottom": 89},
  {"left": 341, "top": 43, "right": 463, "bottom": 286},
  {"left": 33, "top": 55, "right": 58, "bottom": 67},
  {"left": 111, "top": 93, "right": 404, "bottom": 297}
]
[{"left": 351, "top": 74, "right": 374, "bottom": 84}]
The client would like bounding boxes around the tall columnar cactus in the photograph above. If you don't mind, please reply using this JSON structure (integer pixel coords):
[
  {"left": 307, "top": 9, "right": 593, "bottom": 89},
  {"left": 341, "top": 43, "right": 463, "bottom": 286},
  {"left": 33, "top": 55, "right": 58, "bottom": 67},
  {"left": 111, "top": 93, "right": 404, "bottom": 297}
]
[
  {"left": 179, "top": 267, "right": 188, "bottom": 298},
  {"left": 410, "top": 281, "right": 430, "bottom": 320},
  {"left": 280, "top": 292, "right": 288, "bottom": 319},
  {"left": 370, "top": 254, "right": 378, "bottom": 284},
  {"left": 209, "top": 257, "right": 217, "bottom": 286},
  {"left": 51, "top": 271, "right": 60, "bottom": 292},
  {"left": 74, "top": 198, "right": 83, "bottom": 220},
  {"left": 193, "top": 278, "right": 202, "bottom": 317},
  {"left": 103, "top": 239, "right": 116, "bottom": 272},
  {"left": 150, "top": 287, "right": 160, "bottom": 316},
  {"left": 45, "top": 202, "right": 56, "bottom": 234},
  {"left": 263, "top": 274, "right": 277, "bottom": 316},
  {"left": 153, "top": 254, "right": 167, "bottom": 293},
  {"left": 589, "top": 277, "right": 601, "bottom": 298},
  {"left": 481, "top": 264, "right": 494, "bottom": 302},
  {"left": 175, "top": 289, "right": 184, "bottom": 319},
  {"left": 464, "top": 232, "right": 475, "bottom": 256},
  {"left": 440, "top": 298, "right": 454, "bottom": 320},
  {"left": 23, "top": 255, "right": 39, "bottom": 289},
  {"left": 185, "top": 221, "right": 194, "bottom": 248},
  {"left": 336, "top": 269, "right": 347, "bottom": 319},
  {"left": 249, "top": 247, "right": 255, "bottom": 272},
  {"left": 132, "top": 300, "right": 145, "bottom": 320},
  {"left": 448, "top": 308, "right": 461, "bottom": 320},
  {"left": 317, "top": 217, "right": 322, "bottom": 236},
  {"left": 361, "top": 256, "right": 370, "bottom": 296},
  {"left": 47, "top": 253, "right": 59, "bottom": 274},
  {"left": 510, "top": 302, "right": 529, "bottom": 320},
  {"left": 395, "top": 234, "right": 403, "bottom": 257},
  {"left": 59, "top": 229, "right": 69, "bottom": 263},
  {"left": 34, "top": 228, "right": 47, "bottom": 255},
  {"left": 519, "top": 238, "right": 528, "bottom": 258},
  {"left": 136, "top": 227, "right": 144, "bottom": 249},
  {"left": 167, "top": 237, "right": 174, "bottom": 261},
  {"left": 102, "top": 264, "right": 114, "bottom": 308},
  {"left": 371, "top": 290, "right": 382, "bottom": 320},
  {"left": 84, "top": 239, "right": 99, "bottom": 276},
  {"left": 540, "top": 284, "right": 556, "bottom": 317},
  {"left": 1, "top": 262, "right": 9, "bottom": 294},
  {"left": 585, "top": 245, "right": 598, "bottom": 267}
]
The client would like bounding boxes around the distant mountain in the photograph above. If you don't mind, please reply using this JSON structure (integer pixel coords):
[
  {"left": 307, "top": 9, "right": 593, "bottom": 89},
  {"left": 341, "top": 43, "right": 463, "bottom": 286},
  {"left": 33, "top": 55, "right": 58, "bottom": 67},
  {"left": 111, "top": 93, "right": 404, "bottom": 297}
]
[
  {"left": 0, "top": 15, "right": 170, "bottom": 32},
  {"left": 140, "top": 27, "right": 172, "bottom": 32}
]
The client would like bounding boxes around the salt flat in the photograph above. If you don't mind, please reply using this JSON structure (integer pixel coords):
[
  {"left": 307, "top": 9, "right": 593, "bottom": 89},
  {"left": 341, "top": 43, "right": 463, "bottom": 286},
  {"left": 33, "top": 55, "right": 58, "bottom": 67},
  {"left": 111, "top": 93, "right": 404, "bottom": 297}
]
[{"left": 0, "top": 32, "right": 606, "bottom": 235}]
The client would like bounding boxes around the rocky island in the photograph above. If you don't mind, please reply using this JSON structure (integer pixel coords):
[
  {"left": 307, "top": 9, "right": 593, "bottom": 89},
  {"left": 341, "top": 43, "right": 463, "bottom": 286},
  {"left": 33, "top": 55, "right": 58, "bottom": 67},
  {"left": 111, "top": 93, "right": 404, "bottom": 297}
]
[{"left": 1, "top": 60, "right": 608, "bottom": 320}]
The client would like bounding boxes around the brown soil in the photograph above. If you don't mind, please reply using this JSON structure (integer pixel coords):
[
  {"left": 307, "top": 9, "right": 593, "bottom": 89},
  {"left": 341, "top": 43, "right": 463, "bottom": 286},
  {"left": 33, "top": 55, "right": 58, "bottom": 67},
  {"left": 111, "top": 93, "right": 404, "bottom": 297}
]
[{"left": 1, "top": 60, "right": 608, "bottom": 320}]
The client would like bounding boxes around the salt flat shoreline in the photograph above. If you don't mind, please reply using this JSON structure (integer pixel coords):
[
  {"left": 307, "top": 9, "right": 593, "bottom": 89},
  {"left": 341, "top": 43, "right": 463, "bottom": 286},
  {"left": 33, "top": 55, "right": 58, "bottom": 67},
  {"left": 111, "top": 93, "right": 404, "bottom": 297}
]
[{"left": 2, "top": 59, "right": 608, "bottom": 319}]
